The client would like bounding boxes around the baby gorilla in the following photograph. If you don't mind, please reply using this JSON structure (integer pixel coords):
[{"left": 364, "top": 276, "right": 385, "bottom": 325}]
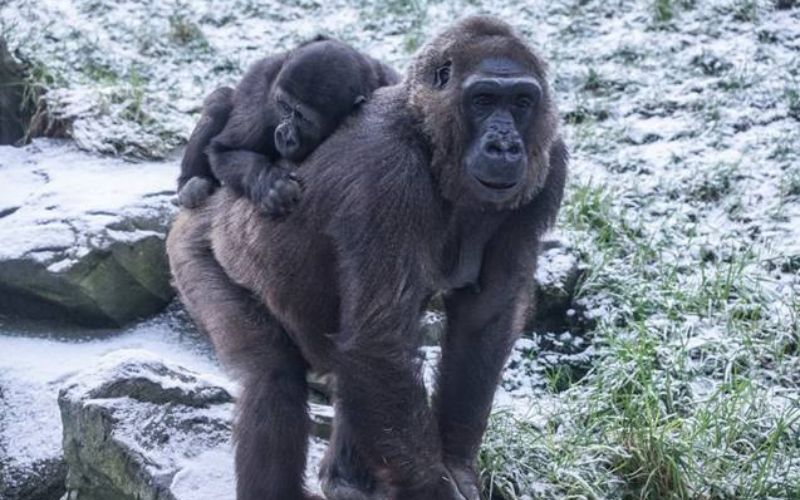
[{"left": 177, "top": 37, "right": 399, "bottom": 213}]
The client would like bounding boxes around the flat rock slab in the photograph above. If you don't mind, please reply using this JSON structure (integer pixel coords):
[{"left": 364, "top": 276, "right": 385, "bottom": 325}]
[{"left": 0, "top": 139, "right": 177, "bottom": 326}]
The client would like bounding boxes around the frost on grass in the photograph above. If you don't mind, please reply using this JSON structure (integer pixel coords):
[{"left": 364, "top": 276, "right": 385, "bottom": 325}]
[
  {"left": 0, "top": 0, "right": 435, "bottom": 158},
  {"left": 475, "top": 1, "right": 800, "bottom": 498}
]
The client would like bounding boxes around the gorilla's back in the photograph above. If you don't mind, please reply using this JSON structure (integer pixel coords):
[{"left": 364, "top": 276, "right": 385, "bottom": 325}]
[{"left": 206, "top": 84, "right": 441, "bottom": 370}]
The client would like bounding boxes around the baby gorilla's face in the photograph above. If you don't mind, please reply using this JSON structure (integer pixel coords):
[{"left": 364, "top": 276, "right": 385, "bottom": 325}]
[{"left": 273, "top": 90, "right": 330, "bottom": 162}]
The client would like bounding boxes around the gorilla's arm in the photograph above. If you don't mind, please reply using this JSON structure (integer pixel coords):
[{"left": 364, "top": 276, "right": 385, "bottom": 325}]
[
  {"left": 207, "top": 55, "right": 300, "bottom": 214},
  {"left": 434, "top": 138, "right": 568, "bottom": 492},
  {"left": 330, "top": 156, "right": 463, "bottom": 499}
]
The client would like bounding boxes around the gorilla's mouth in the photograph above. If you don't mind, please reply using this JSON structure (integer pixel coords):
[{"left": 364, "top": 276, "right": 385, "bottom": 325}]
[{"left": 476, "top": 178, "right": 517, "bottom": 191}]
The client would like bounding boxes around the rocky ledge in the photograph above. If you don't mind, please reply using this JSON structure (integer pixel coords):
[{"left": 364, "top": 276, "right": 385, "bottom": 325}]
[{"left": 0, "top": 139, "right": 177, "bottom": 327}]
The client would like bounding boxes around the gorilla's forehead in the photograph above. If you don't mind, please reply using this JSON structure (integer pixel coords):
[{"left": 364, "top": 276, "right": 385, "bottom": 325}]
[
  {"left": 474, "top": 57, "right": 526, "bottom": 76},
  {"left": 461, "top": 57, "right": 540, "bottom": 89}
]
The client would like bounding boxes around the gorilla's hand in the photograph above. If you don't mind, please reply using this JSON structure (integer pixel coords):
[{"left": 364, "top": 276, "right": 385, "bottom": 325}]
[
  {"left": 245, "top": 166, "right": 302, "bottom": 217},
  {"left": 177, "top": 177, "right": 216, "bottom": 209}
]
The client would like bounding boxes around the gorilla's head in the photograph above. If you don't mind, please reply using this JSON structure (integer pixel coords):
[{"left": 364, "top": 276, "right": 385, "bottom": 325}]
[
  {"left": 273, "top": 39, "right": 371, "bottom": 162},
  {"left": 408, "top": 16, "right": 559, "bottom": 210}
]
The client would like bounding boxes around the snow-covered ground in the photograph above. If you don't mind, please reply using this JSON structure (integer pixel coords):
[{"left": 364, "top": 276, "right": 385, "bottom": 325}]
[
  {"left": 0, "top": 308, "right": 220, "bottom": 485},
  {"left": 1, "top": 0, "right": 799, "bottom": 498}
]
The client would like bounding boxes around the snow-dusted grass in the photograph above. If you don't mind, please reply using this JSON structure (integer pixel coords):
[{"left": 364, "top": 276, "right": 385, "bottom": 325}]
[
  {"left": 2, "top": 0, "right": 799, "bottom": 498},
  {"left": 472, "top": 1, "right": 800, "bottom": 497}
]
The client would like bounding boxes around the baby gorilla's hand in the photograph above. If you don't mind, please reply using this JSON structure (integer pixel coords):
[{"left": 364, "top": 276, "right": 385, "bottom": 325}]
[{"left": 246, "top": 167, "right": 302, "bottom": 217}]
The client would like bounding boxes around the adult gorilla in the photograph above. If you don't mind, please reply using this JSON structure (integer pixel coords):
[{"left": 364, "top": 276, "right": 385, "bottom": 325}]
[{"left": 167, "top": 15, "right": 567, "bottom": 500}]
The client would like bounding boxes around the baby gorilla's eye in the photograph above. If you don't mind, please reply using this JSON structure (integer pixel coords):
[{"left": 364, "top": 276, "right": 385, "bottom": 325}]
[
  {"left": 277, "top": 100, "right": 292, "bottom": 115},
  {"left": 434, "top": 61, "right": 452, "bottom": 89}
]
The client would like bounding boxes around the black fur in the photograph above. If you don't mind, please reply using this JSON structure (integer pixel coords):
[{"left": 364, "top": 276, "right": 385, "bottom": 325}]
[
  {"left": 167, "top": 16, "right": 567, "bottom": 500},
  {"left": 177, "top": 38, "right": 399, "bottom": 215}
]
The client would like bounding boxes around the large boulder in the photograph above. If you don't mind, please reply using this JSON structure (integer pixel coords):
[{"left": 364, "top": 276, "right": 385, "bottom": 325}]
[
  {"left": 0, "top": 139, "right": 177, "bottom": 327},
  {"left": 58, "top": 350, "right": 236, "bottom": 500},
  {"left": 57, "top": 349, "right": 330, "bottom": 500}
]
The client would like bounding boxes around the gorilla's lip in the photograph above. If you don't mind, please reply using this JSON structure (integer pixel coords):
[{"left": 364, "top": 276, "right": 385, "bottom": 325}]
[{"left": 475, "top": 177, "right": 517, "bottom": 191}]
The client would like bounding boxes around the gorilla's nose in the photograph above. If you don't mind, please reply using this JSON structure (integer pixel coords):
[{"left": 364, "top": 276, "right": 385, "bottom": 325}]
[
  {"left": 483, "top": 133, "right": 523, "bottom": 162},
  {"left": 276, "top": 127, "right": 299, "bottom": 155}
]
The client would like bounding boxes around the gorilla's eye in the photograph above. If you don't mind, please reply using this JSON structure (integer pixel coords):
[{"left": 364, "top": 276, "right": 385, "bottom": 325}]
[
  {"left": 515, "top": 95, "right": 535, "bottom": 108},
  {"left": 473, "top": 93, "right": 496, "bottom": 107},
  {"left": 434, "top": 61, "right": 452, "bottom": 89},
  {"left": 278, "top": 100, "right": 292, "bottom": 115}
]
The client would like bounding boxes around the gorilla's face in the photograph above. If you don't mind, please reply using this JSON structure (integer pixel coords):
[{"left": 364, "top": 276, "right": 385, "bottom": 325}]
[
  {"left": 273, "top": 89, "right": 331, "bottom": 162},
  {"left": 460, "top": 58, "right": 541, "bottom": 205}
]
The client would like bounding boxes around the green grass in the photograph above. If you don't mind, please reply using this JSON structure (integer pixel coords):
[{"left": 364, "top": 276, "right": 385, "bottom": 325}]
[
  {"left": 732, "top": 0, "right": 760, "bottom": 22},
  {"left": 479, "top": 177, "right": 800, "bottom": 498},
  {"left": 169, "top": 13, "right": 209, "bottom": 48},
  {"left": 653, "top": 0, "right": 676, "bottom": 22}
]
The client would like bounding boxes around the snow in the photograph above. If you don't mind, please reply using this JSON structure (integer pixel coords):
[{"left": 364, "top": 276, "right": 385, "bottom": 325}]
[
  {"left": 0, "top": 139, "right": 177, "bottom": 267},
  {"left": 0, "top": 311, "right": 219, "bottom": 480}
]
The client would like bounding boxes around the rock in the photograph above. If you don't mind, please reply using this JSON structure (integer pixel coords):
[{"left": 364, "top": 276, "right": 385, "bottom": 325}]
[
  {"left": 309, "top": 402, "right": 334, "bottom": 440},
  {"left": 0, "top": 368, "right": 67, "bottom": 500},
  {"left": 502, "top": 333, "right": 596, "bottom": 396},
  {"left": 0, "top": 139, "right": 178, "bottom": 327},
  {"left": 528, "top": 239, "right": 585, "bottom": 333},
  {"left": 420, "top": 310, "right": 447, "bottom": 346},
  {"left": 57, "top": 349, "right": 332, "bottom": 500},
  {"left": 0, "top": 38, "right": 30, "bottom": 146},
  {"left": 58, "top": 350, "right": 236, "bottom": 500},
  {"left": 0, "top": 456, "right": 67, "bottom": 500}
]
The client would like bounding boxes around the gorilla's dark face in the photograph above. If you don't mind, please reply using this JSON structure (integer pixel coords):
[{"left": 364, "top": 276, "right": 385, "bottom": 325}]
[
  {"left": 273, "top": 88, "right": 334, "bottom": 162},
  {"left": 461, "top": 58, "right": 541, "bottom": 204}
]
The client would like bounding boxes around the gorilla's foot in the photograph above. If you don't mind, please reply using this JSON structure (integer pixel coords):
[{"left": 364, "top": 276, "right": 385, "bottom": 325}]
[
  {"left": 320, "top": 478, "right": 387, "bottom": 500},
  {"left": 319, "top": 460, "right": 388, "bottom": 500},
  {"left": 444, "top": 463, "right": 481, "bottom": 500}
]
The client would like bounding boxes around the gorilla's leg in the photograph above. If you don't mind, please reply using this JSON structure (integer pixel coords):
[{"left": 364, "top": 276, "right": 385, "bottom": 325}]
[
  {"left": 167, "top": 210, "right": 321, "bottom": 500},
  {"left": 434, "top": 235, "right": 536, "bottom": 500},
  {"left": 319, "top": 401, "right": 388, "bottom": 500},
  {"left": 234, "top": 330, "right": 316, "bottom": 500}
]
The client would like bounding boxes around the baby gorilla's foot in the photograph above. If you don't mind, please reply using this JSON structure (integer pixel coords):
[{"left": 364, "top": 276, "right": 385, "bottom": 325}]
[
  {"left": 177, "top": 177, "right": 216, "bottom": 209},
  {"left": 263, "top": 173, "right": 302, "bottom": 216},
  {"left": 248, "top": 168, "right": 302, "bottom": 217}
]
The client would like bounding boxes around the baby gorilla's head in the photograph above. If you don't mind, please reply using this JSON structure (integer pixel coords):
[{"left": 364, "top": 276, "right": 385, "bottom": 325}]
[{"left": 272, "top": 39, "right": 373, "bottom": 162}]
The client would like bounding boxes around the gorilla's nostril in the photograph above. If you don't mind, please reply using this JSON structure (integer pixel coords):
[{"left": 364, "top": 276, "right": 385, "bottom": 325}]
[{"left": 508, "top": 143, "right": 522, "bottom": 156}]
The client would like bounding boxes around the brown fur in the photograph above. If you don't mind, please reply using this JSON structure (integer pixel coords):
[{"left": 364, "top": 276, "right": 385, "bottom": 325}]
[{"left": 167, "top": 15, "right": 567, "bottom": 500}]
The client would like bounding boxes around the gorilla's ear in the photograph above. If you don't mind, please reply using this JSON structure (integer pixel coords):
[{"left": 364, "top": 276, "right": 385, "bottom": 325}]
[{"left": 353, "top": 95, "right": 367, "bottom": 107}]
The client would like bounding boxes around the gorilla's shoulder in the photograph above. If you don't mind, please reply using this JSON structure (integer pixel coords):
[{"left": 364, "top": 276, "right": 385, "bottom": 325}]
[{"left": 308, "top": 86, "right": 432, "bottom": 185}]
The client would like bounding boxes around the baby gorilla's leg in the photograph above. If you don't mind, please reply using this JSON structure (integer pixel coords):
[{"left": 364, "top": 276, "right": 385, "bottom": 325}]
[{"left": 177, "top": 176, "right": 216, "bottom": 209}]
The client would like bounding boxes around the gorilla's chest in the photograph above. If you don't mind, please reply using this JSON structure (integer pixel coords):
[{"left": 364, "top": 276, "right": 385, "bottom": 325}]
[{"left": 441, "top": 210, "right": 507, "bottom": 291}]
